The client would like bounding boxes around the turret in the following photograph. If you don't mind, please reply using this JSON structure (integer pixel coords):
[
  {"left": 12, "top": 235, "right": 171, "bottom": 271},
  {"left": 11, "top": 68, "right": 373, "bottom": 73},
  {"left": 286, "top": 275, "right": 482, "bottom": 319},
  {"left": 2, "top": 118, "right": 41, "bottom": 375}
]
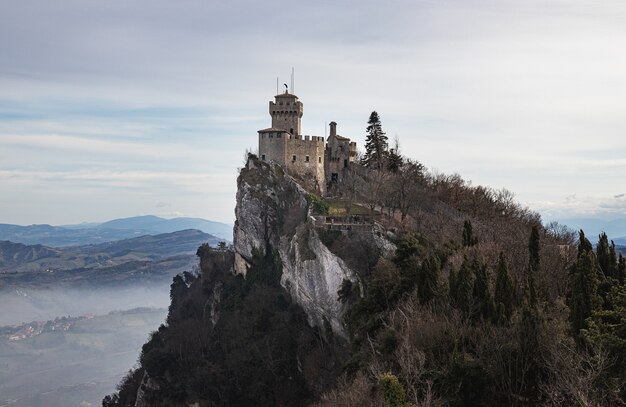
[
  {"left": 269, "top": 91, "right": 303, "bottom": 136},
  {"left": 329, "top": 121, "right": 337, "bottom": 138}
]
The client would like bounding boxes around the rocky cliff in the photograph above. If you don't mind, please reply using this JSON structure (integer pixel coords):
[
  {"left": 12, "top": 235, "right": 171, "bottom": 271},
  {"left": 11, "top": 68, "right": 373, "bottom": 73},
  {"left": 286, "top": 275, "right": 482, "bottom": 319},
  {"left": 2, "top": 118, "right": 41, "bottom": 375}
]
[{"left": 233, "top": 157, "right": 362, "bottom": 336}]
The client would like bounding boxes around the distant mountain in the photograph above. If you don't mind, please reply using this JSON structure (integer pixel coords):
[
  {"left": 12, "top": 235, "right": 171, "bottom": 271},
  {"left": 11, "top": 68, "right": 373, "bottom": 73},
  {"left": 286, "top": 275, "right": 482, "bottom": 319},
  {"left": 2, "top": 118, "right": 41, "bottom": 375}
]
[
  {"left": 557, "top": 217, "right": 626, "bottom": 241},
  {"left": 0, "top": 216, "right": 232, "bottom": 247},
  {"left": 0, "top": 229, "right": 216, "bottom": 274},
  {"left": 94, "top": 215, "right": 233, "bottom": 240}
]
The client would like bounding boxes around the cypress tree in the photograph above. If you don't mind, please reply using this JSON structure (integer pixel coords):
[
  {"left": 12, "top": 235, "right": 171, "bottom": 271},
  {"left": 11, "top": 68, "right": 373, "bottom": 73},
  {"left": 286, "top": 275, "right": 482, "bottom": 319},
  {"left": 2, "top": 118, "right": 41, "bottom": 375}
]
[
  {"left": 361, "top": 111, "right": 389, "bottom": 170},
  {"left": 570, "top": 249, "right": 600, "bottom": 340},
  {"left": 472, "top": 259, "right": 494, "bottom": 321},
  {"left": 418, "top": 255, "right": 440, "bottom": 304},
  {"left": 618, "top": 254, "right": 626, "bottom": 284},
  {"left": 527, "top": 226, "right": 540, "bottom": 306},
  {"left": 453, "top": 257, "right": 473, "bottom": 315},
  {"left": 462, "top": 220, "right": 477, "bottom": 247},
  {"left": 494, "top": 252, "right": 514, "bottom": 324},
  {"left": 578, "top": 230, "right": 593, "bottom": 257},
  {"left": 597, "top": 232, "right": 611, "bottom": 277},
  {"left": 609, "top": 240, "right": 618, "bottom": 279}
]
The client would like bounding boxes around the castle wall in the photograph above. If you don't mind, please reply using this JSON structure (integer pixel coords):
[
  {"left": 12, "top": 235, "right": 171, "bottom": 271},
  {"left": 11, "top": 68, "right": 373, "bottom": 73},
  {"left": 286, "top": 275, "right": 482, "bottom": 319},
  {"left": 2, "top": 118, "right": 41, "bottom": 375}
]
[
  {"left": 259, "top": 131, "right": 287, "bottom": 165},
  {"left": 285, "top": 135, "right": 325, "bottom": 192}
]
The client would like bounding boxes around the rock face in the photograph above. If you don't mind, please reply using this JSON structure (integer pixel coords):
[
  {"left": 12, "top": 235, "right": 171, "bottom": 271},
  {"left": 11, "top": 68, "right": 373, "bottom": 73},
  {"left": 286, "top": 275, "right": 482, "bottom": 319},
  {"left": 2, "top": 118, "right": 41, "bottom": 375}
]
[{"left": 233, "top": 157, "right": 361, "bottom": 336}]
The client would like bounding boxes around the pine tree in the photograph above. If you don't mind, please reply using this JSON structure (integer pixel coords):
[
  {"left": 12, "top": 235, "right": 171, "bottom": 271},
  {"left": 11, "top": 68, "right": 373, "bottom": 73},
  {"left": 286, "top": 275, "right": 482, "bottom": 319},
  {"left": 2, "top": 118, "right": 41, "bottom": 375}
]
[
  {"left": 494, "top": 252, "right": 514, "bottom": 324},
  {"left": 618, "top": 254, "right": 626, "bottom": 284},
  {"left": 361, "top": 111, "right": 389, "bottom": 170},
  {"left": 527, "top": 226, "right": 540, "bottom": 306}
]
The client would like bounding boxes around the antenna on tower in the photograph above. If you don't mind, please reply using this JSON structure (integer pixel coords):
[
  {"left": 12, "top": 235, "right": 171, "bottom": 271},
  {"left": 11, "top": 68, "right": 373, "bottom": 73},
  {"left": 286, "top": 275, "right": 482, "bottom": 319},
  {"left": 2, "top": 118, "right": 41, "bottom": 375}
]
[
  {"left": 291, "top": 67, "right": 294, "bottom": 94},
  {"left": 276, "top": 77, "right": 279, "bottom": 95}
]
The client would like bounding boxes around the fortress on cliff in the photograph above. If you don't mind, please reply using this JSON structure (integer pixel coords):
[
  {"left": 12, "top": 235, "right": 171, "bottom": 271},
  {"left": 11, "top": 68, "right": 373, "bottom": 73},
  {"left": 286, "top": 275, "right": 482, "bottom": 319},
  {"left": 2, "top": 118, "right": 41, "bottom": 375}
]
[{"left": 258, "top": 90, "right": 357, "bottom": 193}]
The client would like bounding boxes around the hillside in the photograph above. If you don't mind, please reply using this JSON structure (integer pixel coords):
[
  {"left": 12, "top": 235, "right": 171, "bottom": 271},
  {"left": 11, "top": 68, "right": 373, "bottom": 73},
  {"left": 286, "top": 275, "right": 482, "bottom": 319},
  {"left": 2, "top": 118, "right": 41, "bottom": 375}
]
[{"left": 106, "top": 155, "right": 626, "bottom": 406}]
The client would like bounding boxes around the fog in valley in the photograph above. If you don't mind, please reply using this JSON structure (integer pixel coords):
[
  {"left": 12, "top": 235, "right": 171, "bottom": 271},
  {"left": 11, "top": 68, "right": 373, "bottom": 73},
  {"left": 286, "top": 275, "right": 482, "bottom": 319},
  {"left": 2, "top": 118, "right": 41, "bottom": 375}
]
[{"left": 0, "top": 283, "right": 172, "bottom": 406}]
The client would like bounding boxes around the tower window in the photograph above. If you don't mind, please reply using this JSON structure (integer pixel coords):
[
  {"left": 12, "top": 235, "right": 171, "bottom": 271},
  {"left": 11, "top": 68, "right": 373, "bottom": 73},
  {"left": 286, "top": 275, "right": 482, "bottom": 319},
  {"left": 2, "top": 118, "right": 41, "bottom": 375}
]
[
  {"left": 305, "top": 155, "right": 310, "bottom": 162},
  {"left": 290, "top": 128, "right": 294, "bottom": 134},
  {"left": 262, "top": 154, "right": 266, "bottom": 161},
  {"left": 292, "top": 155, "right": 296, "bottom": 161},
  {"left": 344, "top": 159, "right": 348, "bottom": 168},
  {"left": 318, "top": 157, "right": 322, "bottom": 163}
]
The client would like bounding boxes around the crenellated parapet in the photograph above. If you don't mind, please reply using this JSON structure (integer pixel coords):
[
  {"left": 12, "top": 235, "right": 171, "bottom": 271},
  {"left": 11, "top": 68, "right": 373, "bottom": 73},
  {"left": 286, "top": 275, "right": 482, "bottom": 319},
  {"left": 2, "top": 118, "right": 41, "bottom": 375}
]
[{"left": 258, "top": 90, "right": 356, "bottom": 194}]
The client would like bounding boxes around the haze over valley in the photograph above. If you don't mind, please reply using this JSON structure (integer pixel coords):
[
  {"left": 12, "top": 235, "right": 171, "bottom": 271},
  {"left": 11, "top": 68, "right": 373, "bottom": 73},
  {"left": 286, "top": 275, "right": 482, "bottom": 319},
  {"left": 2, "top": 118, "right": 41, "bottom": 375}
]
[{"left": 0, "top": 215, "right": 230, "bottom": 406}]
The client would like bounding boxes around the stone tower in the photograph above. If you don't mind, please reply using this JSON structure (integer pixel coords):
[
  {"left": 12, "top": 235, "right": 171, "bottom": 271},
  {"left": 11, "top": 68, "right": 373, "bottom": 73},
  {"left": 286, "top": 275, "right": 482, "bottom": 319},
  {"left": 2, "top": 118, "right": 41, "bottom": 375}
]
[
  {"left": 258, "top": 91, "right": 325, "bottom": 193},
  {"left": 270, "top": 92, "right": 303, "bottom": 136}
]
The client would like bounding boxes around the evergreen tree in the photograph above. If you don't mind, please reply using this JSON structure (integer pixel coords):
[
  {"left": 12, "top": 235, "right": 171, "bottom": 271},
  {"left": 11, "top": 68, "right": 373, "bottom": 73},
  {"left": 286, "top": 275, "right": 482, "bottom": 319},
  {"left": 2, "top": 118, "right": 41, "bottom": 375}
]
[
  {"left": 417, "top": 255, "right": 440, "bottom": 304},
  {"left": 519, "top": 302, "right": 540, "bottom": 401},
  {"left": 361, "top": 111, "right": 389, "bottom": 170},
  {"left": 597, "top": 232, "right": 611, "bottom": 278},
  {"left": 472, "top": 259, "right": 494, "bottom": 320},
  {"left": 609, "top": 240, "right": 618, "bottom": 279},
  {"left": 570, "top": 249, "right": 600, "bottom": 340},
  {"left": 582, "top": 282, "right": 626, "bottom": 376},
  {"left": 462, "top": 220, "right": 478, "bottom": 247},
  {"left": 577, "top": 230, "right": 593, "bottom": 257},
  {"left": 452, "top": 257, "right": 473, "bottom": 315},
  {"left": 494, "top": 252, "right": 514, "bottom": 324},
  {"left": 387, "top": 136, "right": 403, "bottom": 173},
  {"left": 619, "top": 254, "right": 626, "bottom": 284},
  {"left": 527, "top": 226, "right": 540, "bottom": 306}
]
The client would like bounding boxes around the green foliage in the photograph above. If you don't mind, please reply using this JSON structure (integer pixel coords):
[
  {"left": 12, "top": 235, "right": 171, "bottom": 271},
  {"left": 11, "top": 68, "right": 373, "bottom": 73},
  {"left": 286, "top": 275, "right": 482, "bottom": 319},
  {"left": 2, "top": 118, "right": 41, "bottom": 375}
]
[
  {"left": 494, "top": 252, "right": 514, "bottom": 324},
  {"left": 472, "top": 259, "right": 494, "bottom": 321},
  {"left": 337, "top": 278, "right": 354, "bottom": 303},
  {"left": 582, "top": 282, "right": 626, "bottom": 376},
  {"left": 570, "top": 243, "right": 601, "bottom": 340},
  {"left": 362, "top": 111, "right": 389, "bottom": 170},
  {"left": 379, "top": 372, "right": 408, "bottom": 407},
  {"left": 196, "top": 242, "right": 211, "bottom": 259},
  {"left": 418, "top": 255, "right": 440, "bottom": 304},
  {"left": 387, "top": 147, "right": 403, "bottom": 173},
  {"left": 462, "top": 219, "right": 478, "bottom": 247},
  {"left": 619, "top": 254, "right": 626, "bottom": 284},
  {"left": 306, "top": 193, "right": 330, "bottom": 215},
  {"left": 318, "top": 229, "right": 342, "bottom": 248},
  {"left": 527, "top": 225, "right": 540, "bottom": 306},
  {"left": 519, "top": 304, "right": 541, "bottom": 402},
  {"left": 450, "top": 257, "right": 473, "bottom": 315},
  {"left": 597, "top": 232, "right": 613, "bottom": 278}
]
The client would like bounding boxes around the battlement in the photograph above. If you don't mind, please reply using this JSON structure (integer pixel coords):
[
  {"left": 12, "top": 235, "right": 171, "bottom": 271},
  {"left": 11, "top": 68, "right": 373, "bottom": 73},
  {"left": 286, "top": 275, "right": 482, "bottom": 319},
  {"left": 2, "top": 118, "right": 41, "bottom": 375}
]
[{"left": 258, "top": 91, "right": 356, "bottom": 195}]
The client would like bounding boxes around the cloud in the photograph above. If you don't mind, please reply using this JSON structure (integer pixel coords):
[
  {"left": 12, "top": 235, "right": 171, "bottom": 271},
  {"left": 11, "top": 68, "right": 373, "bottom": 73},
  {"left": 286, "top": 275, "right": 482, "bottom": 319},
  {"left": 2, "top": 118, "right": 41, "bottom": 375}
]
[{"left": 1, "top": 0, "right": 626, "bottom": 224}]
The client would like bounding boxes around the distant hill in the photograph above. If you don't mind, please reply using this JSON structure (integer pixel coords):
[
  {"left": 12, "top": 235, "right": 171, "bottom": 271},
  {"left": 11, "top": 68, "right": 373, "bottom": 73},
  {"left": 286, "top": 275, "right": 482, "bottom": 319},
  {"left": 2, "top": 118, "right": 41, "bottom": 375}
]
[
  {"left": 93, "top": 215, "right": 233, "bottom": 240},
  {"left": 0, "top": 229, "right": 216, "bottom": 275},
  {"left": 558, "top": 217, "right": 626, "bottom": 241},
  {"left": 0, "top": 216, "right": 232, "bottom": 247}
]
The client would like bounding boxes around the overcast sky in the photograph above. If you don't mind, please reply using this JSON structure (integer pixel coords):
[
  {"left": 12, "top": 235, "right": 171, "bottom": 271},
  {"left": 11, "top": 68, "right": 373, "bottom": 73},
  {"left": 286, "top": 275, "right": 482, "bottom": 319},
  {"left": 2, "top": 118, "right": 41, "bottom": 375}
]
[{"left": 1, "top": 0, "right": 625, "bottom": 226}]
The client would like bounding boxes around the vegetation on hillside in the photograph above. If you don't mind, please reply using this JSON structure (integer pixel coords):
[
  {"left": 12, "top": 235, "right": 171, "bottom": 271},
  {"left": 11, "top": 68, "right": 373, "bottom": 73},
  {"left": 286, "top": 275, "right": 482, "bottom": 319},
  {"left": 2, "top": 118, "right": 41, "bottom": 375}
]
[{"left": 105, "top": 113, "right": 626, "bottom": 406}]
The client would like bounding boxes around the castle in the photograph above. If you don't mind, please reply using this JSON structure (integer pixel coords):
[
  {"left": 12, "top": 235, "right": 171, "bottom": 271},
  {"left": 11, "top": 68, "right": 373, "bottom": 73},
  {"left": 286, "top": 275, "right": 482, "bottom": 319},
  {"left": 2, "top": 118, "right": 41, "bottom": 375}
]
[{"left": 258, "top": 90, "right": 356, "bottom": 194}]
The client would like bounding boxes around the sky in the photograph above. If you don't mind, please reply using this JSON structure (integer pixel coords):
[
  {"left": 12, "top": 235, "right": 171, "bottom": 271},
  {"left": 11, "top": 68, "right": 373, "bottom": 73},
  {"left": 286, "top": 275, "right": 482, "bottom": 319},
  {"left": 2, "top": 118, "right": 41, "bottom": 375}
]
[{"left": 1, "top": 0, "right": 625, "bottom": 226}]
